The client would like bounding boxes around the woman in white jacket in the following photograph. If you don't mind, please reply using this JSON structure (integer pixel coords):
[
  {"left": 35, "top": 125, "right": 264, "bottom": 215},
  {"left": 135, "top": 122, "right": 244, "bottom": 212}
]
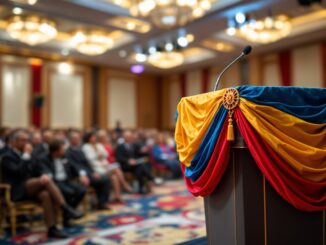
[{"left": 82, "top": 131, "right": 130, "bottom": 203}]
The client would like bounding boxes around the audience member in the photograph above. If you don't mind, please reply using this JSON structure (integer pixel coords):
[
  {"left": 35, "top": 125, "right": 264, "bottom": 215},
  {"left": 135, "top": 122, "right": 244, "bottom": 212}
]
[
  {"left": 97, "top": 130, "right": 133, "bottom": 198},
  {"left": 152, "top": 133, "right": 181, "bottom": 178},
  {"left": 82, "top": 132, "right": 126, "bottom": 203},
  {"left": 39, "top": 139, "right": 86, "bottom": 227},
  {"left": 116, "top": 130, "right": 157, "bottom": 194},
  {"left": 1, "top": 130, "right": 82, "bottom": 238},
  {"left": 33, "top": 129, "right": 53, "bottom": 158},
  {"left": 66, "top": 131, "right": 111, "bottom": 210}
]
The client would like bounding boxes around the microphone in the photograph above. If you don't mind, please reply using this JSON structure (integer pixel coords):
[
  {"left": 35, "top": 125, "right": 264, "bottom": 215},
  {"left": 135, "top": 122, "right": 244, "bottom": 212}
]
[{"left": 213, "top": 45, "right": 252, "bottom": 91}]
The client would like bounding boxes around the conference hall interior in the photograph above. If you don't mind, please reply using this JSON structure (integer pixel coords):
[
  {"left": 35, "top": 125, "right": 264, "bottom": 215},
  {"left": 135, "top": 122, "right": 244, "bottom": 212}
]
[{"left": 0, "top": 0, "right": 325, "bottom": 244}]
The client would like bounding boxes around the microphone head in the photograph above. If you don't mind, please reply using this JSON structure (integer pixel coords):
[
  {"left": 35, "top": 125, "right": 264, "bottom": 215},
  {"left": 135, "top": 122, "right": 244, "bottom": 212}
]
[{"left": 242, "top": 45, "right": 252, "bottom": 55}]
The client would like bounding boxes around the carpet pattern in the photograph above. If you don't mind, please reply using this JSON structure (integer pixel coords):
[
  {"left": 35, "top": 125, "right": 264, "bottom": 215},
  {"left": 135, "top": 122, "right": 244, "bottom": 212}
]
[{"left": 0, "top": 181, "right": 206, "bottom": 245}]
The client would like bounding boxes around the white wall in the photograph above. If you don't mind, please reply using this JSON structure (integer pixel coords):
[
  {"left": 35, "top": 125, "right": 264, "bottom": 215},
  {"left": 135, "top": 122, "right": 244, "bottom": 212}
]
[
  {"left": 1, "top": 64, "right": 30, "bottom": 127},
  {"left": 292, "top": 44, "right": 323, "bottom": 87},
  {"left": 108, "top": 77, "right": 136, "bottom": 128},
  {"left": 50, "top": 73, "right": 83, "bottom": 128}
]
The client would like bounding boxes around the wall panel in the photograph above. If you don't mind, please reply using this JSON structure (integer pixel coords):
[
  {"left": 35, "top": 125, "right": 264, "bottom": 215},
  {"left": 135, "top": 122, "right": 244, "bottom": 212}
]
[
  {"left": 1, "top": 64, "right": 30, "bottom": 127},
  {"left": 50, "top": 73, "right": 83, "bottom": 128},
  {"left": 292, "top": 44, "right": 323, "bottom": 87},
  {"left": 108, "top": 77, "right": 136, "bottom": 128},
  {"left": 186, "top": 70, "right": 201, "bottom": 96}
]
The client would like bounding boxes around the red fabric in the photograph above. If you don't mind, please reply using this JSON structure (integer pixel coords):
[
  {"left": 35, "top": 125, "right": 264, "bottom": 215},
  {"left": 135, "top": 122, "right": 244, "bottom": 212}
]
[
  {"left": 180, "top": 73, "right": 186, "bottom": 97},
  {"left": 104, "top": 144, "right": 116, "bottom": 163},
  {"left": 234, "top": 109, "right": 326, "bottom": 211},
  {"left": 31, "top": 64, "right": 42, "bottom": 127},
  {"left": 278, "top": 51, "right": 292, "bottom": 86},
  {"left": 182, "top": 120, "right": 230, "bottom": 196},
  {"left": 322, "top": 43, "right": 326, "bottom": 88},
  {"left": 201, "top": 68, "right": 210, "bottom": 93}
]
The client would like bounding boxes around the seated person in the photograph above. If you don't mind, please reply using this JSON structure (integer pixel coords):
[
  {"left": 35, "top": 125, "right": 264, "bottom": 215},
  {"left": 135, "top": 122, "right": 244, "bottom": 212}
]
[
  {"left": 39, "top": 139, "right": 85, "bottom": 227},
  {"left": 32, "top": 129, "right": 53, "bottom": 159},
  {"left": 152, "top": 133, "right": 181, "bottom": 178},
  {"left": 97, "top": 130, "right": 133, "bottom": 197},
  {"left": 82, "top": 132, "right": 129, "bottom": 203},
  {"left": 116, "top": 131, "right": 156, "bottom": 194},
  {"left": 66, "top": 131, "right": 111, "bottom": 210},
  {"left": 1, "top": 130, "right": 82, "bottom": 239}
]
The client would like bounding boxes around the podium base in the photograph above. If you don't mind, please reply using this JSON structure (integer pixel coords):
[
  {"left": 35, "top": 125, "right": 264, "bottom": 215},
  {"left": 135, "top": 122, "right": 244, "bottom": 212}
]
[{"left": 204, "top": 147, "right": 325, "bottom": 245}]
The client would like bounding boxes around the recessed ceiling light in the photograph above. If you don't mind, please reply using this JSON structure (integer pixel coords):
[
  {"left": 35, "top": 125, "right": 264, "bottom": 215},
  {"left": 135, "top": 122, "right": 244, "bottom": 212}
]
[
  {"left": 28, "top": 0, "right": 38, "bottom": 5},
  {"left": 135, "top": 53, "right": 147, "bottom": 62},
  {"left": 186, "top": 34, "right": 195, "bottom": 42},
  {"left": 148, "top": 46, "right": 157, "bottom": 54},
  {"left": 165, "top": 42, "right": 174, "bottom": 51},
  {"left": 177, "top": 36, "right": 188, "bottom": 47},
  {"left": 13, "top": 7, "right": 23, "bottom": 15},
  {"left": 58, "top": 62, "right": 73, "bottom": 74},
  {"left": 119, "top": 50, "right": 127, "bottom": 57},
  {"left": 226, "top": 27, "right": 236, "bottom": 36},
  {"left": 235, "top": 12, "right": 246, "bottom": 24}
]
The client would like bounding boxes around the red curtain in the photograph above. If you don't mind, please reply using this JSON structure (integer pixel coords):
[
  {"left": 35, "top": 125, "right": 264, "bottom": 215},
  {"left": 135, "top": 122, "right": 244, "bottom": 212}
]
[
  {"left": 179, "top": 73, "right": 186, "bottom": 97},
  {"left": 322, "top": 43, "right": 326, "bottom": 88},
  {"left": 31, "top": 64, "right": 42, "bottom": 128},
  {"left": 278, "top": 51, "right": 292, "bottom": 86},
  {"left": 201, "top": 68, "right": 210, "bottom": 93}
]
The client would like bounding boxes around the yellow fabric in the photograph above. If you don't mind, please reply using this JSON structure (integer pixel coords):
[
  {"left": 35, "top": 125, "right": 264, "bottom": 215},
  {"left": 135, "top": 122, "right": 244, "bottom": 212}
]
[
  {"left": 239, "top": 98, "right": 326, "bottom": 182},
  {"left": 175, "top": 90, "right": 225, "bottom": 167}
]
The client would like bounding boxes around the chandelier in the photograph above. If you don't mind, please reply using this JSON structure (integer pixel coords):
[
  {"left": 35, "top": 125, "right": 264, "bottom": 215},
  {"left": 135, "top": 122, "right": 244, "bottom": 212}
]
[
  {"left": 6, "top": 15, "right": 57, "bottom": 46},
  {"left": 70, "top": 30, "right": 114, "bottom": 56},
  {"left": 128, "top": 0, "right": 213, "bottom": 29},
  {"left": 148, "top": 51, "right": 184, "bottom": 69},
  {"left": 235, "top": 15, "right": 292, "bottom": 44}
]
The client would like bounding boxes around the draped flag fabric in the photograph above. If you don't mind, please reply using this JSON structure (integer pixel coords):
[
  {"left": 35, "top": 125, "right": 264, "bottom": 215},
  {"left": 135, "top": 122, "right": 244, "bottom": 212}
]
[{"left": 175, "top": 86, "right": 326, "bottom": 211}]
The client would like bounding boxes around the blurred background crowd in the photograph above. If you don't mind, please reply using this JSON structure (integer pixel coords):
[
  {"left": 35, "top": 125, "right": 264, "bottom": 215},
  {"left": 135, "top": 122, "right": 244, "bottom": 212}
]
[{"left": 0, "top": 124, "right": 180, "bottom": 238}]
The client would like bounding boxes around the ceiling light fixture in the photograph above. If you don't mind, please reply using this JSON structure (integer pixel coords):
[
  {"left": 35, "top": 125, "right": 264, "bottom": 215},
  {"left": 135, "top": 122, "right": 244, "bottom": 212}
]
[
  {"left": 165, "top": 42, "right": 174, "bottom": 52},
  {"left": 126, "top": 0, "right": 214, "bottom": 29},
  {"left": 177, "top": 36, "right": 188, "bottom": 47},
  {"left": 228, "top": 14, "right": 292, "bottom": 44},
  {"left": 70, "top": 30, "right": 114, "bottom": 55},
  {"left": 12, "top": 7, "right": 23, "bottom": 15},
  {"left": 235, "top": 12, "right": 246, "bottom": 24},
  {"left": 135, "top": 52, "right": 147, "bottom": 62},
  {"left": 148, "top": 51, "right": 184, "bottom": 69},
  {"left": 6, "top": 15, "right": 57, "bottom": 45}
]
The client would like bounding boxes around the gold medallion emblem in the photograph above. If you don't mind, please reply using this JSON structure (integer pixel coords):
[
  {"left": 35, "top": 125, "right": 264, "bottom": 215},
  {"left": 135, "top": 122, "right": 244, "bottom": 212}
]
[{"left": 223, "top": 88, "right": 240, "bottom": 110}]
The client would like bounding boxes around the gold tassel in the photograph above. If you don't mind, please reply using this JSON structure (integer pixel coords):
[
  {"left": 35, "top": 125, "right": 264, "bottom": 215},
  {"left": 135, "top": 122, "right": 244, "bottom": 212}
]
[{"left": 227, "top": 111, "right": 234, "bottom": 142}]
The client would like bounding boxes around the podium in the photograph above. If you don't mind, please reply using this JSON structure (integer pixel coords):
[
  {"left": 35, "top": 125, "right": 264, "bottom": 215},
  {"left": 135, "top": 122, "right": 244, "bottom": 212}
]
[
  {"left": 204, "top": 131, "right": 325, "bottom": 245},
  {"left": 175, "top": 86, "right": 326, "bottom": 245}
]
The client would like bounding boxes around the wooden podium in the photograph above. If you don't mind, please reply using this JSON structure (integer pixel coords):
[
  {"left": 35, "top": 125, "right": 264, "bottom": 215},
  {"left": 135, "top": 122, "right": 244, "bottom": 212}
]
[{"left": 204, "top": 131, "right": 325, "bottom": 245}]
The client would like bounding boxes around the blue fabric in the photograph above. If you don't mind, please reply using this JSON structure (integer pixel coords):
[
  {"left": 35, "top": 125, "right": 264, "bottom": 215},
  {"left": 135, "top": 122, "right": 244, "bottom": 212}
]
[
  {"left": 238, "top": 86, "right": 326, "bottom": 123},
  {"left": 185, "top": 107, "right": 227, "bottom": 181}
]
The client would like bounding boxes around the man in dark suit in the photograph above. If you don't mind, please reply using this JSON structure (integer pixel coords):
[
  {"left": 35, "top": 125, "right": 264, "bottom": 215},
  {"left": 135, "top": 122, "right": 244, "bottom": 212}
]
[
  {"left": 32, "top": 129, "right": 53, "bottom": 159},
  {"left": 39, "top": 139, "right": 86, "bottom": 227},
  {"left": 1, "top": 130, "right": 82, "bottom": 238},
  {"left": 66, "top": 131, "right": 111, "bottom": 210},
  {"left": 116, "top": 130, "right": 156, "bottom": 194}
]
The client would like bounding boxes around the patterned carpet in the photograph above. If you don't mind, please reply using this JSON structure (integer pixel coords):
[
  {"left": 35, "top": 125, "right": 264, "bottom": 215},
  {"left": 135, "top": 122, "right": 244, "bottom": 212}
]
[{"left": 0, "top": 181, "right": 206, "bottom": 245}]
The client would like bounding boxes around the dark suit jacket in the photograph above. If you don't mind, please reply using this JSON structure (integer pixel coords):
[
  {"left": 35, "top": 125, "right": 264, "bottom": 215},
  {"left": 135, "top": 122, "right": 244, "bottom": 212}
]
[
  {"left": 1, "top": 148, "right": 45, "bottom": 201},
  {"left": 65, "top": 146, "right": 94, "bottom": 176},
  {"left": 32, "top": 143, "right": 48, "bottom": 159},
  {"left": 116, "top": 143, "right": 138, "bottom": 171},
  {"left": 39, "top": 154, "right": 79, "bottom": 182}
]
